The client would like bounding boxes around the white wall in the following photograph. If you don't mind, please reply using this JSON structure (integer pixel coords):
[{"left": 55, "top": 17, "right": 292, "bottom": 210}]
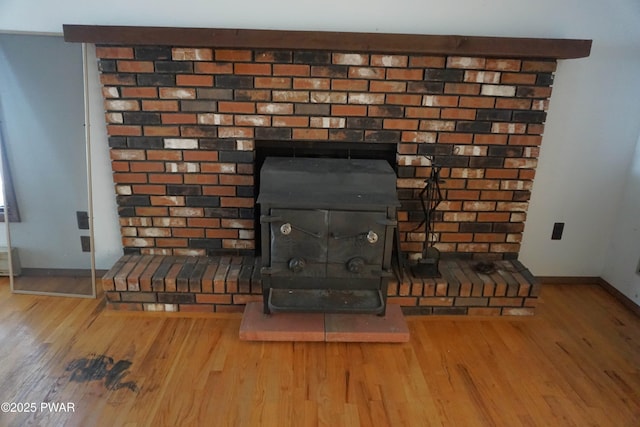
[
  {"left": 519, "top": 43, "right": 640, "bottom": 277},
  {"left": 0, "top": 0, "right": 633, "bottom": 39},
  {"left": 1, "top": 0, "right": 639, "bottom": 300},
  {"left": 0, "top": 110, "right": 10, "bottom": 247},
  {"left": 602, "top": 135, "right": 640, "bottom": 306}
]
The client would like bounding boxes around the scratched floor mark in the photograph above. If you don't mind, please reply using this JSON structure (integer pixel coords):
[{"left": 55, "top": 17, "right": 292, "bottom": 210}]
[{"left": 65, "top": 354, "right": 139, "bottom": 392}]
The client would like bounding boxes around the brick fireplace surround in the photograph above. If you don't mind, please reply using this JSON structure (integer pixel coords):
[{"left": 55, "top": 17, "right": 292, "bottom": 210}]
[{"left": 65, "top": 25, "right": 590, "bottom": 315}]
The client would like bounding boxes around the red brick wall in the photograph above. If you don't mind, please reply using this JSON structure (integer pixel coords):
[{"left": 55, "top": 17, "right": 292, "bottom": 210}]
[{"left": 96, "top": 45, "right": 555, "bottom": 260}]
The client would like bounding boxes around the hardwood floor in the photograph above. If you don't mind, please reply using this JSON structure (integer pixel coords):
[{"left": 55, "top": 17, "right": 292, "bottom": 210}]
[{"left": 0, "top": 277, "right": 638, "bottom": 426}]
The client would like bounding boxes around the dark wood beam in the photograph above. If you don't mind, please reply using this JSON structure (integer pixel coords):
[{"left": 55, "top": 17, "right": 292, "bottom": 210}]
[{"left": 63, "top": 25, "right": 591, "bottom": 59}]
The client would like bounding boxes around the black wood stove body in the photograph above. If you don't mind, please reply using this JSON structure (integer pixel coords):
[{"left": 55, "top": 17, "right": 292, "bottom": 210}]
[{"left": 257, "top": 157, "right": 400, "bottom": 315}]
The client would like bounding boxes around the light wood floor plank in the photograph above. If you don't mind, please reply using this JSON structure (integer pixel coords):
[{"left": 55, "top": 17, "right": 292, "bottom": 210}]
[{"left": 0, "top": 278, "right": 638, "bottom": 426}]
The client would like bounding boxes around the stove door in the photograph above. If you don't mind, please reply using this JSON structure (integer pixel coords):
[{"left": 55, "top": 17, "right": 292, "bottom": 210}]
[
  {"left": 269, "top": 208, "right": 328, "bottom": 277},
  {"left": 327, "top": 210, "right": 388, "bottom": 278}
]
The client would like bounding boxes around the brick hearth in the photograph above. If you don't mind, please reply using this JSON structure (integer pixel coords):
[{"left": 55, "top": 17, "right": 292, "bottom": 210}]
[
  {"left": 103, "top": 255, "right": 538, "bottom": 315},
  {"left": 64, "top": 26, "right": 590, "bottom": 314}
]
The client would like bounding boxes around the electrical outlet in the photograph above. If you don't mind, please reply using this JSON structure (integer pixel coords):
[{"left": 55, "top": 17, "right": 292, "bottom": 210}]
[
  {"left": 80, "top": 236, "right": 91, "bottom": 252},
  {"left": 551, "top": 222, "right": 564, "bottom": 240},
  {"left": 76, "top": 211, "right": 89, "bottom": 230}
]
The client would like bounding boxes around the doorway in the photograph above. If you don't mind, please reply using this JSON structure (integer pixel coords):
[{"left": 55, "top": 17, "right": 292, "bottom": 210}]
[{"left": 0, "top": 33, "right": 95, "bottom": 297}]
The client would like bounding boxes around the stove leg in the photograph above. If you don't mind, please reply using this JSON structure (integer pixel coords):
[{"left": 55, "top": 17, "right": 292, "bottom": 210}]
[
  {"left": 378, "top": 278, "right": 389, "bottom": 317},
  {"left": 263, "top": 289, "right": 270, "bottom": 315}
]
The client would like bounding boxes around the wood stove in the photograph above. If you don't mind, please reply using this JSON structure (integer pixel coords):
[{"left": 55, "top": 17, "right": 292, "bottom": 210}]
[{"left": 257, "top": 157, "right": 400, "bottom": 315}]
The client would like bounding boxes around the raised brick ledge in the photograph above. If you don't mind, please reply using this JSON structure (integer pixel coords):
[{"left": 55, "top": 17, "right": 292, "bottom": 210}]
[
  {"left": 102, "top": 255, "right": 538, "bottom": 315},
  {"left": 102, "top": 254, "right": 262, "bottom": 312}
]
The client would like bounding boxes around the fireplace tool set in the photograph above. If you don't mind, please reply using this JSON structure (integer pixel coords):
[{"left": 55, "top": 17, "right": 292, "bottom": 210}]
[{"left": 409, "top": 156, "right": 444, "bottom": 278}]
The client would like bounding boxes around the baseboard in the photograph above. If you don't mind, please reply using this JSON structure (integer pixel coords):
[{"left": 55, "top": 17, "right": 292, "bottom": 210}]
[
  {"left": 597, "top": 278, "right": 640, "bottom": 317},
  {"left": 535, "top": 276, "right": 600, "bottom": 285}
]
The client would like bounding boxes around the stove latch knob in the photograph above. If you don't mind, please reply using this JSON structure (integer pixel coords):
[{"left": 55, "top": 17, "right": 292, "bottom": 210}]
[
  {"left": 347, "top": 257, "right": 366, "bottom": 273},
  {"left": 366, "top": 230, "right": 378, "bottom": 244},
  {"left": 280, "top": 223, "right": 292, "bottom": 235},
  {"left": 288, "top": 257, "right": 306, "bottom": 273}
]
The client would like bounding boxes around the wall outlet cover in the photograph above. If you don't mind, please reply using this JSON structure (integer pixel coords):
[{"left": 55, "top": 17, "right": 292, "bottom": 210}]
[
  {"left": 551, "top": 222, "right": 565, "bottom": 240},
  {"left": 77, "top": 211, "right": 90, "bottom": 230},
  {"left": 80, "top": 236, "right": 91, "bottom": 252}
]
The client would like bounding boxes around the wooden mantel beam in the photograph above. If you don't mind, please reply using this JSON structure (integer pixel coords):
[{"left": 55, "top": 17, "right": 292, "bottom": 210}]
[{"left": 63, "top": 25, "right": 591, "bottom": 59}]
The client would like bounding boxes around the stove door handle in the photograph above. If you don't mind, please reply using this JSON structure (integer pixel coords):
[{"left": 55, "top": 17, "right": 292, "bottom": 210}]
[
  {"left": 261, "top": 215, "right": 323, "bottom": 238},
  {"left": 288, "top": 224, "right": 323, "bottom": 239},
  {"left": 331, "top": 230, "right": 378, "bottom": 243}
]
